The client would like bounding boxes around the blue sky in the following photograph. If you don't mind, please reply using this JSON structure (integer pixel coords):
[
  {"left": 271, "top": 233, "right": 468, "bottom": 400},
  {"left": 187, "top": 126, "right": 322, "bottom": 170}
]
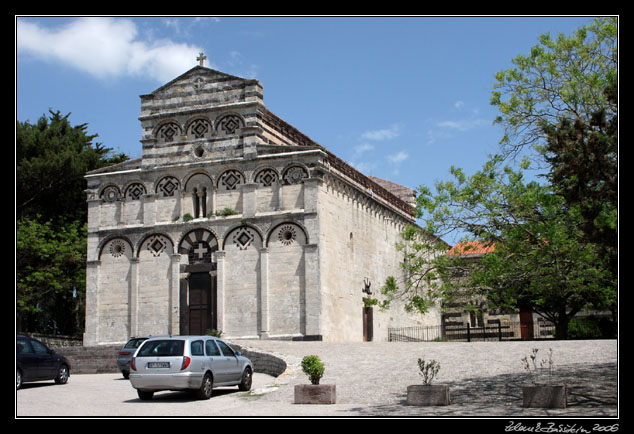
[{"left": 16, "top": 16, "right": 595, "bottom": 219}]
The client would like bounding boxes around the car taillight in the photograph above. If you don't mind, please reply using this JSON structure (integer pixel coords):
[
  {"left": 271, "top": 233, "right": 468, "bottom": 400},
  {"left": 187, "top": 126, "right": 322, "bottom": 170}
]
[
  {"left": 181, "top": 356, "right": 191, "bottom": 370},
  {"left": 130, "top": 357, "right": 136, "bottom": 371},
  {"left": 119, "top": 351, "right": 131, "bottom": 356}
]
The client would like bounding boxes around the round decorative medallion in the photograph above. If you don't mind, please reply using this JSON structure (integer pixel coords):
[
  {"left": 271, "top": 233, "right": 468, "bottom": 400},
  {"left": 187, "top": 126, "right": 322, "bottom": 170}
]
[
  {"left": 109, "top": 239, "right": 126, "bottom": 258},
  {"left": 278, "top": 225, "right": 297, "bottom": 246}
]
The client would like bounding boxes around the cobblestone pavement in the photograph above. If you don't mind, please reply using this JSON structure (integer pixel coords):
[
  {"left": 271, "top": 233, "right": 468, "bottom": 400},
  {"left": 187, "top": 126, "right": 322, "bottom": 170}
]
[{"left": 16, "top": 340, "right": 618, "bottom": 418}]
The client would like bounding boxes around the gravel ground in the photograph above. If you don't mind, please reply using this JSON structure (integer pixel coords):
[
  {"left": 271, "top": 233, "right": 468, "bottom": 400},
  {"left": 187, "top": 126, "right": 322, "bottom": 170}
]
[
  {"left": 16, "top": 339, "right": 617, "bottom": 418},
  {"left": 234, "top": 339, "right": 618, "bottom": 417}
]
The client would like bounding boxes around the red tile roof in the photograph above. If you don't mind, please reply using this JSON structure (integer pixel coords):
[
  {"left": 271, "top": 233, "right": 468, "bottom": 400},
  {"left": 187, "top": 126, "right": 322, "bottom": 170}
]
[{"left": 448, "top": 241, "right": 496, "bottom": 255}]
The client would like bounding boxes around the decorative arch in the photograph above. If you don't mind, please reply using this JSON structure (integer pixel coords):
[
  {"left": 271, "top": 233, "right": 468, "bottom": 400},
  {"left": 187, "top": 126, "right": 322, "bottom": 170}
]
[
  {"left": 184, "top": 172, "right": 214, "bottom": 218},
  {"left": 99, "top": 184, "right": 121, "bottom": 202},
  {"left": 178, "top": 228, "right": 219, "bottom": 265},
  {"left": 253, "top": 166, "right": 280, "bottom": 187},
  {"left": 136, "top": 233, "right": 174, "bottom": 258},
  {"left": 281, "top": 163, "right": 310, "bottom": 185},
  {"left": 184, "top": 116, "right": 213, "bottom": 139},
  {"left": 154, "top": 120, "right": 182, "bottom": 143},
  {"left": 155, "top": 175, "right": 181, "bottom": 197},
  {"left": 217, "top": 168, "right": 245, "bottom": 191},
  {"left": 266, "top": 222, "right": 309, "bottom": 247},
  {"left": 223, "top": 224, "right": 264, "bottom": 251},
  {"left": 215, "top": 112, "right": 245, "bottom": 136},
  {"left": 98, "top": 235, "right": 134, "bottom": 260},
  {"left": 123, "top": 181, "right": 147, "bottom": 201}
]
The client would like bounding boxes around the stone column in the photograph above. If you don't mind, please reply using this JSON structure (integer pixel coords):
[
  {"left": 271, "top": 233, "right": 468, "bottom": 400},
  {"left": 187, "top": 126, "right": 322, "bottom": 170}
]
[
  {"left": 83, "top": 260, "right": 100, "bottom": 346},
  {"left": 259, "top": 247, "right": 270, "bottom": 338},
  {"left": 214, "top": 251, "right": 225, "bottom": 333},
  {"left": 303, "top": 244, "right": 321, "bottom": 339},
  {"left": 129, "top": 258, "right": 139, "bottom": 338},
  {"left": 169, "top": 254, "right": 181, "bottom": 335}
]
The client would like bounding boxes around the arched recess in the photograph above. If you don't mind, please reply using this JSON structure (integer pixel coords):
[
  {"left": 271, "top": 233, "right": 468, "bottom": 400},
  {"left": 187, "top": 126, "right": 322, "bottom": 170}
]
[
  {"left": 136, "top": 233, "right": 175, "bottom": 336},
  {"left": 184, "top": 172, "right": 214, "bottom": 218},
  {"left": 266, "top": 222, "right": 307, "bottom": 336},
  {"left": 222, "top": 225, "right": 263, "bottom": 337},
  {"left": 97, "top": 237, "right": 133, "bottom": 342},
  {"left": 178, "top": 229, "right": 220, "bottom": 335}
]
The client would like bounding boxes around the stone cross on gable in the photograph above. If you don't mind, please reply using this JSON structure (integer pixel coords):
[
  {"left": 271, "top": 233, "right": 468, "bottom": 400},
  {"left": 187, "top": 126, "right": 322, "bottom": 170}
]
[{"left": 197, "top": 52, "right": 207, "bottom": 66}]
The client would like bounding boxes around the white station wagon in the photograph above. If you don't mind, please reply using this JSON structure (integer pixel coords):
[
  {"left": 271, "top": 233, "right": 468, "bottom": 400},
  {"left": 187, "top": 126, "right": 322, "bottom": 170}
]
[{"left": 129, "top": 336, "right": 253, "bottom": 400}]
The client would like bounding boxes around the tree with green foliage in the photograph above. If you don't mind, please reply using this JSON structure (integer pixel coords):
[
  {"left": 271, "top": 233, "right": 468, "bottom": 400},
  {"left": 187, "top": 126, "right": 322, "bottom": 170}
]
[
  {"left": 490, "top": 17, "right": 617, "bottom": 161},
  {"left": 375, "top": 18, "right": 617, "bottom": 339},
  {"left": 379, "top": 158, "right": 615, "bottom": 339},
  {"left": 16, "top": 110, "right": 128, "bottom": 336}
]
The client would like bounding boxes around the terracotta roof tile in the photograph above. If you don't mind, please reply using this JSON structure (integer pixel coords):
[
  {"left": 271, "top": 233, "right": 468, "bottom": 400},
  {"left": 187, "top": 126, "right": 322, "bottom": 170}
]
[{"left": 448, "top": 241, "right": 496, "bottom": 255}]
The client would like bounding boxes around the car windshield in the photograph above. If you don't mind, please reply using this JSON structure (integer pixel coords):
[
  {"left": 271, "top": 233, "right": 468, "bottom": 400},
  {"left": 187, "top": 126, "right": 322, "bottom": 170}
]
[{"left": 136, "top": 340, "right": 184, "bottom": 357}]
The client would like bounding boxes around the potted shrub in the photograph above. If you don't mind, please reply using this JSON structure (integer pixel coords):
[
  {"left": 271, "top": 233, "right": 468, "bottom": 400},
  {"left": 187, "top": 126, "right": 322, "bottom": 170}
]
[
  {"left": 294, "top": 355, "right": 336, "bottom": 404},
  {"left": 521, "top": 348, "right": 567, "bottom": 409},
  {"left": 407, "top": 357, "right": 450, "bottom": 406}
]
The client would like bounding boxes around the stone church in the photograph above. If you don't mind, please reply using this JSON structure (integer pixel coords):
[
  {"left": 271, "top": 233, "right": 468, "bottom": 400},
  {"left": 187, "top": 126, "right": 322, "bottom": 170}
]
[{"left": 83, "top": 59, "right": 440, "bottom": 345}]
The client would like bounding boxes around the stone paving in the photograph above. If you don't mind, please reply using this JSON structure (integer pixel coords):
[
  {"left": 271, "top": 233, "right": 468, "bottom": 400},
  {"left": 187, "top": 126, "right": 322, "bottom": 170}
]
[{"left": 233, "top": 339, "right": 618, "bottom": 417}]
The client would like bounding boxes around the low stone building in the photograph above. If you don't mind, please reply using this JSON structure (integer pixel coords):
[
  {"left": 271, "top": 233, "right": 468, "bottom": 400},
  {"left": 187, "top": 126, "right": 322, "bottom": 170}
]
[{"left": 83, "top": 61, "right": 440, "bottom": 345}]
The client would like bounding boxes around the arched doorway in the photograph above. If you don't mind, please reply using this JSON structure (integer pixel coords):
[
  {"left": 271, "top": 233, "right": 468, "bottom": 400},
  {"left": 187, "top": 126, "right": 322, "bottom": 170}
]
[{"left": 178, "top": 229, "right": 219, "bottom": 335}]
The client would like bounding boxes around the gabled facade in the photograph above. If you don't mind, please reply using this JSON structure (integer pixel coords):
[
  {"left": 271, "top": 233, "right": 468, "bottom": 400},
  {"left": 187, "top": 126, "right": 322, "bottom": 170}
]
[{"left": 83, "top": 65, "right": 439, "bottom": 345}]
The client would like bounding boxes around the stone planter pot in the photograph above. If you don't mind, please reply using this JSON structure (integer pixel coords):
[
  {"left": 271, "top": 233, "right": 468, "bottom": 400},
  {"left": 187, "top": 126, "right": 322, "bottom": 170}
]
[
  {"left": 407, "top": 385, "right": 450, "bottom": 406},
  {"left": 294, "top": 384, "right": 336, "bottom": 404},
  {"left": 522, "top": 385, "right": 567, "bottom": 408}
]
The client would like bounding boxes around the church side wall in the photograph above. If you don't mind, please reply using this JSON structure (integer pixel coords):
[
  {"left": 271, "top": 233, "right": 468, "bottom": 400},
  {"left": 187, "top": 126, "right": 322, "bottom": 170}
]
[{"left": 317, "top": 176, "right": 441, "bottom": 342}]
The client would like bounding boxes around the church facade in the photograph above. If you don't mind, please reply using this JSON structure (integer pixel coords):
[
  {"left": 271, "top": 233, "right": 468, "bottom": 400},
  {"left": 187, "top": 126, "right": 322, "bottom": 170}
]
[{"left": 83, "top": 63, "right": 440, "bottom": 345}]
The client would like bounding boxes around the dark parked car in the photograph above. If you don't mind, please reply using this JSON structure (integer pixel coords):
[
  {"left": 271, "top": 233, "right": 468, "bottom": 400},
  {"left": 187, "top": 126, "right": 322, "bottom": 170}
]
[
  {"left": 117, "top": 337, "right": 148, "bottom": 379},
  {"left": 16, "top": 335, "right": 71, "bottom": 390}
]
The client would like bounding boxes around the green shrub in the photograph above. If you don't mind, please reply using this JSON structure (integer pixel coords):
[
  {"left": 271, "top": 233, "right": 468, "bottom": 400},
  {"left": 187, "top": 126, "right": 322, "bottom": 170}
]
[
  {"left": 417, "top": 357, "right": 440, "bottom": 385},
  {"left": 301, "top": 355, "right": 325, "bottom": 385},
  {"left": 215, "top": 207, "right": 239, "bottom": 217}
]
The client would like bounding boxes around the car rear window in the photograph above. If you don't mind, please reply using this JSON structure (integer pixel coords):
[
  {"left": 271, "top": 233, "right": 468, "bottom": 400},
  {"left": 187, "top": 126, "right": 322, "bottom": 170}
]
[
  {"left": 137, "top": 340, "right": 184, "bottom": 357},
  {"left": 124, "top": 338, "right": 147, "bottom": 349}
]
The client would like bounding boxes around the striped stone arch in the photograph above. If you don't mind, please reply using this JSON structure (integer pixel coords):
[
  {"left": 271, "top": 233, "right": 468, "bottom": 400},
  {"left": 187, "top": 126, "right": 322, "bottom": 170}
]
[{"left": 178, "top": 228, "right": 219, "bottom": 265}]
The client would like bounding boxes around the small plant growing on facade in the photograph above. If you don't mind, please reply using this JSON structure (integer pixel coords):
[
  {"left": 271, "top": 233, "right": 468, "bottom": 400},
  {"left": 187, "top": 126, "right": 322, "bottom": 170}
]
[
  {"left": 183, "top": 213, "right": 194, "bottom": 222},
  {"left": 417, "top": 357, "right": 441, "bottom": 385},
  {"left": 215, "top": 207, "right": 239, "bottom": 217},
  {"left": 301, "top": 355, "right": 325, "bottom": 385}
]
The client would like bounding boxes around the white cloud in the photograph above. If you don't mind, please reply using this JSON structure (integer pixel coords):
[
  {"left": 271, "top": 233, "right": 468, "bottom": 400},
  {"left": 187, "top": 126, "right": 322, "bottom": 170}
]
[
  {"left": 437, "top": 118, "right": 487, "bottom": 132},
  {"left": 361, "top": 124, "right": 400, "bottom": 141},
  {"left": 17, "top": 17, "right": 202, "bottom": 83},
  {"left": 454, "top": 100, "right": 465, "bottom": 110},
  {"left": 354, "top": 143, "right": 375, "bottom": 156},
  {"left": 388, "top": 151, "right": 409, "bottom": 164}
]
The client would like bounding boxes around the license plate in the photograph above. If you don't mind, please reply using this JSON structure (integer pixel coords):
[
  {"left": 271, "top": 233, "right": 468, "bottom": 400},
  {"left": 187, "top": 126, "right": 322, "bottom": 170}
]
[{"left": 147, "top": 362, "right": 170, "bottom": 368}]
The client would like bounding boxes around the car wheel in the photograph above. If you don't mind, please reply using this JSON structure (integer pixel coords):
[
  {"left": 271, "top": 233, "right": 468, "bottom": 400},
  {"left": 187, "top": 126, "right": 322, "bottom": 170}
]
[
  {"left": 196, "top": 372, "right": 213, "bottom": 400},
  {"left": 54, "top": 364, "right": 69, "bottom": 384},
  {"left": 238, "top": 367, "right": 252, "bottom": 391},
  {"left": 137, "top": 390, "right": 154, "bottom": 400},
  {"left": 16, "top": 369, "right": 22, "bottom": 390}
]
